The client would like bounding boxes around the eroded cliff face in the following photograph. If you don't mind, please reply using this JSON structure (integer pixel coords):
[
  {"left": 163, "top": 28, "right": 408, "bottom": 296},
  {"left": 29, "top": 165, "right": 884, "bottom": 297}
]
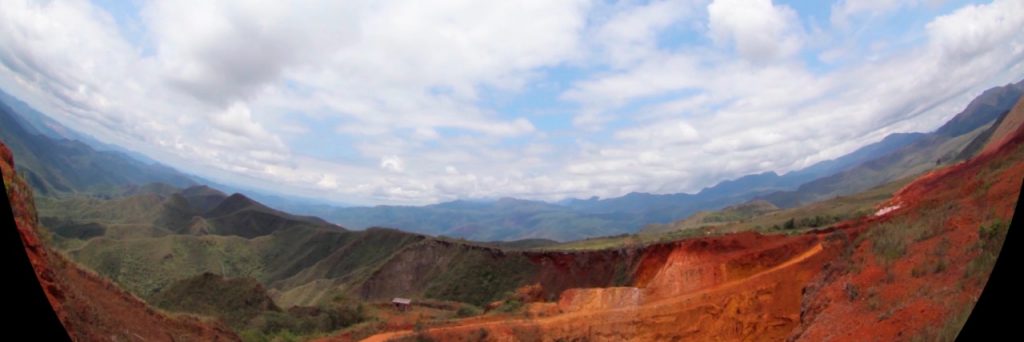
[
  {"left": 354, "top": 231, "right": 834, "bottom": 342},
  {"left": 358, "top": 238, "right": 646, "bottom": 305},
  {"left": 2, "top": 140, "right": 239, "bottom": 341}
]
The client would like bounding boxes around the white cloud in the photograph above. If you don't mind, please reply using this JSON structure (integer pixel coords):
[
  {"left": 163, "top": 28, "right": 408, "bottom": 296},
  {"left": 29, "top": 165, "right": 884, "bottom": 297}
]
[
  {"left": 615, "top": 120, "right": 700, "bottom": 144},
  {"left": 589, "top": 0, "right": 705, "bottom": 68},
  {"left": 0, "top": 0, "right": 1021, "bottom": 206},
  {"left": 557, "top": 0, "right": 1024, "bottom": 196},
  {"left": 316, "top": 174, "right": 338, "bottom": 189},
  {"left": 925, "top": 0, "right": 1024, "bottom": 62},
  {"left": 707, "top": 0, "right": 804, "bottom": 62},
  {"left": 380, "top": 155, "right": 405, "bottom": 173}
]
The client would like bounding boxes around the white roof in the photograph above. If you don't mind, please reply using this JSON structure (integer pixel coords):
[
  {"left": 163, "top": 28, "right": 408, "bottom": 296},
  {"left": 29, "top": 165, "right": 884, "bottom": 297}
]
[{"left": 392, "top": 297, "right": 412, "bottom": 304}]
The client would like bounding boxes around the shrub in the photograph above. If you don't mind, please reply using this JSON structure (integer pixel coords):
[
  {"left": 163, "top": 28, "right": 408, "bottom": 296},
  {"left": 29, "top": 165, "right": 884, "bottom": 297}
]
[
  {"left": 909, "top": 305, "right": 973, "bottom": 342},
  {"left": 964, "top": 220, "right": 1008, "bottom": 281},
  {"left": 844, "top": 283, "right": 859, "bottom": 301},
  {"left": 497, "top": 299, "right": 523, "bottom": 313},
  {"left": 871, "top": 225, "right": 907, "bottom": 265},
  {"left": 456, "top": 305, "right": 483, "bottom": 318}
]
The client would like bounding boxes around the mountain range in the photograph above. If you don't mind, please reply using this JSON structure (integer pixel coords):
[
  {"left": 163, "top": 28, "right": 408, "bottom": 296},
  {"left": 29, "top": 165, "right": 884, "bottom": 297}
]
[
  {"left": 7, "top": 91, "right": 1022, "bottom": 339},
  {"left": 275, "top": 80, "right": 1024, "bottom": 240},
  {"left": 4, "top": 79, "right": 1022, "bottom": 341},
  {"left": 2, "top": 79, "right": 1022, "bottom": 241}
]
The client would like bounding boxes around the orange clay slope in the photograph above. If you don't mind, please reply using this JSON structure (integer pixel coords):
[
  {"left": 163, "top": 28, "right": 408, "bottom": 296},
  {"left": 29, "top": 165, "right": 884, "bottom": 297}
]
[
  {"left": 1, "top": 140, "right": 240, "bottom": 341},
  {"left": 351, "top": 101, "right": 1024, "bottom": 342},
  {"left": 793, "top": 98, "right": 1024, "bottom": 341}
]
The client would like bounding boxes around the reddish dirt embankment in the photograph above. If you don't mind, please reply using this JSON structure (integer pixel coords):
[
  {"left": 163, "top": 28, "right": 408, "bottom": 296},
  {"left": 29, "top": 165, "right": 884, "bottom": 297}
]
[
  {"left": 354, "top": 231, "right": 838, "bottom": 341},
  {"left": 2, "top": 141, "right": 239, "bottom": 341},
  {"left": 793, "top": 102, "right": 1024, "bottom": 341},
  {"left": 353, "top": 102, "right": 1024, "bottom": 341}
]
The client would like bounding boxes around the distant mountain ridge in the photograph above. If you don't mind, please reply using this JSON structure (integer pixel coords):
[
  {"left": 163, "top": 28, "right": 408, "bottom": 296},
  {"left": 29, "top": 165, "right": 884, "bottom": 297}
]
[
  {"left": 0, "top": 100, "right": 198, "bottom": 195},
  {"left": 566, "top": 131, "right": 926, "bottom": 214},
  {"left": 302, "top": 128, "right": 929, "bottom": 240},
  {"left": 758, "top": 80, "right": 1024, "bottom": 207},
  {"left": 3, "top": 80, "right": 1021, "bottom": 241}
]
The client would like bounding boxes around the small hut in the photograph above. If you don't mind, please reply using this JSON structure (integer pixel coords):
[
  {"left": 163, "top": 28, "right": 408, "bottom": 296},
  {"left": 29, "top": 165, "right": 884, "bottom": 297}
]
[{"left": 392, "top": 297, "right": 412, "bottom": 311}]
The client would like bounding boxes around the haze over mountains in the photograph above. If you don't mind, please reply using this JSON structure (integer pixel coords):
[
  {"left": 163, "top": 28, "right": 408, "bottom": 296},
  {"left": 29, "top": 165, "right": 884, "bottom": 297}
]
[{"left": 2, "top": 79, "right": 1021, "bottom": 241}]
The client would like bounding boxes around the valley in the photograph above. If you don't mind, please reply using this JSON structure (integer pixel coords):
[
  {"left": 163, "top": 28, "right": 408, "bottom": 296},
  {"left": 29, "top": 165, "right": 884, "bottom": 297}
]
[{"left": 3, "top": 82, "right": 1022, "bottom": 340}]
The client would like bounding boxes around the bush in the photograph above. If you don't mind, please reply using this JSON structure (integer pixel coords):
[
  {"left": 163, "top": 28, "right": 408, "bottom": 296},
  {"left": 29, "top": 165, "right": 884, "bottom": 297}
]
[
  {"left": 964, "top": 220, "right": 1008, "bottom": 281},
  {"left": 909, "top": 305, "right": 973, "bottom": 342},
  {"left": 871, "top": 225, "right": 907, "bottom": 265},
  {"left": 497, "top": 299, "right": 523, "bottom": 313},
  {"left": 456, "top": 305, "right": 483, "bottom": 318},
  {"left": 244, "top": 303, "right": 367, "bottom": 341},
  {"left": 844, "top": 283, "right": 859, "bottom": 301}
]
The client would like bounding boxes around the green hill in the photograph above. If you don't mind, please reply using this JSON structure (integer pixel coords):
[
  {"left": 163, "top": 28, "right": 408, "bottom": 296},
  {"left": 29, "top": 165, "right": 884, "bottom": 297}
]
[{"left": 151, "top": 272, "right": 279, "bottom": 327}]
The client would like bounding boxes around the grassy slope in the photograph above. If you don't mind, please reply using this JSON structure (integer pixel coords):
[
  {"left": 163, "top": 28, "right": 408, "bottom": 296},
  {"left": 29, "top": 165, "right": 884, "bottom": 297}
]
[
  {"left": 795, "top": 100, "right": 1024, "bottom": 341},
  {"left": 548, "top": 175, "right": 912, "bottom": 251},
  {"left": 151, "top": 272, "right": 279, "bottom": 328}
]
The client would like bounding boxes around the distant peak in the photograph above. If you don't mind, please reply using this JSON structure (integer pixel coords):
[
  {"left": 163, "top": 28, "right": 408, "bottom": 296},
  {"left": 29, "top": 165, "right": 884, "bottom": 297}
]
[
  {"left": 205, "top": 192, "right": 261, "bottom": 216},
  {"left": 181, "top": 185, "right": 226, "bottom": 197}
]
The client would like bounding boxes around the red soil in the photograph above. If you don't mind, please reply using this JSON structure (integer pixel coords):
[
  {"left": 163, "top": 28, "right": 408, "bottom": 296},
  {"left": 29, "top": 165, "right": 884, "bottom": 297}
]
[
  {"left": 351, "top": 109, "right": 1024, "bottom": 341},
  {"left": 794, "top": 109, "right": 1024, "bottom": 341},
  {"left": 2, "top": 140, "right": 240, "bottom": 341},
  {"left": 353, "top": 232, "right": 834, "bottom": 341}
]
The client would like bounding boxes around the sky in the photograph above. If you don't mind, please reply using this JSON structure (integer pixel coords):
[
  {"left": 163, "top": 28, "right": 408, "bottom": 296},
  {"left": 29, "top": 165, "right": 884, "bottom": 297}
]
[{"left": 0, "top": 0, "right": 1022, "bottom": 206}]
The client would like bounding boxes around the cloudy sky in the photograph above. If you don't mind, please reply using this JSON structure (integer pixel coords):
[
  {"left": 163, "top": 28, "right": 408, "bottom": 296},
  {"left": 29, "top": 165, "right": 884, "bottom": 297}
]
[{"left": 1, "top": 0, "right": 1022, "bottom": 205}]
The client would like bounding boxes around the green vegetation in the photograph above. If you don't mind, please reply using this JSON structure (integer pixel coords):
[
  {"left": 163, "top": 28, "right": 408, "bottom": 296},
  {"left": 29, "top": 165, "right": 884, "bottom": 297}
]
[
  {"left": 150, "top": 272, "right": 366, "bottom": 342},
  {"left": 0, "top": 103, "right": 196, "bottom": 196},
  {"left": 964, "top": 219, "right": 1008, "bottom": 281},
  {"left": 495, "top": 298, "right": 523, "bottom": 313},
  {"left": 455, "top": 305, "right": 483, "bottom": 318},
  {"left": 545, "top": 175, "right": 910, "bottom": 252},
  {"left": 424, "top": 251, "right": 537, "bottom": 306},
  {"left": 71, "top": 234, "right": 262, "bottom": 298},
  {"left": 244, "top": 304, "right": 366, "bottom": 341},
  {"left": 772, "top": 215, "right": 843, "bottom": 231},
  {"left": 864, "top": 199, "right": 958, "bottom": 267},
  {"left": 869, "top": 220, "right": 910, "bottom": 266},
  {"left": 151, "top": 272, "right": 278, "bottom": 327},
  {"left": 910, "top": 305, "right": 974, "bottom": 342},
  {"left": 912, "top": 238, "right": 950, "bottom": 278}
]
